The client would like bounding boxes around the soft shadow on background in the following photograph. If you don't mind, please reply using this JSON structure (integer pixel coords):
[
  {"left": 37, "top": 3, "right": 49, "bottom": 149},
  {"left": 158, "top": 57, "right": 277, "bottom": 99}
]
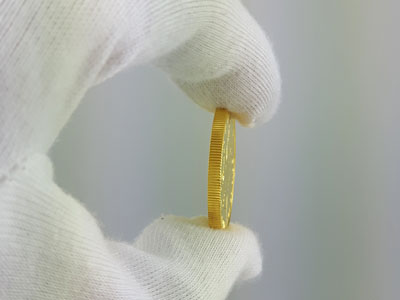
[{"left": 50, "top": 0, "right": 400, "bottom": 299}]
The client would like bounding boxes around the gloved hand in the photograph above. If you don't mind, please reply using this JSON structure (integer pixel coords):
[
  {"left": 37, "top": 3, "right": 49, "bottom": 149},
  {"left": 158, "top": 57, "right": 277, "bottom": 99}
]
[{"left": 0, "top": 1, "right": 281, "bottom": 299}]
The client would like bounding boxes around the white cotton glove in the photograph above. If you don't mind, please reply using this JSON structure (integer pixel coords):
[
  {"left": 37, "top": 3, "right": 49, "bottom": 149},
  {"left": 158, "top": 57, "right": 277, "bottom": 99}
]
[{"left": 0, "top": 1, "right": 280, "bottom": 299}]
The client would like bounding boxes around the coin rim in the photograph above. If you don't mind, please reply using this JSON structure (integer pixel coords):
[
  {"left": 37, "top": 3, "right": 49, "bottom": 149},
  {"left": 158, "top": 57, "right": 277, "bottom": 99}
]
[{"left": 208, "top": 108, "right": 236, "bottom": 229}]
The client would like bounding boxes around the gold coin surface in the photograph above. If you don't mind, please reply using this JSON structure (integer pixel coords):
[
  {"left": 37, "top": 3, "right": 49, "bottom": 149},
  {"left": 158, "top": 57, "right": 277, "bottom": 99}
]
[{"left": 208, "top": 108, "right": 236, "bottom": 229}]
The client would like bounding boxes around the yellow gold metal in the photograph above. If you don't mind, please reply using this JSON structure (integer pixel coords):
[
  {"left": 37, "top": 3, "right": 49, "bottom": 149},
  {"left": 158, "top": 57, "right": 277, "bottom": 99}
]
[{"left": 208, "top": 108, "right": 236, "bottom": 229}]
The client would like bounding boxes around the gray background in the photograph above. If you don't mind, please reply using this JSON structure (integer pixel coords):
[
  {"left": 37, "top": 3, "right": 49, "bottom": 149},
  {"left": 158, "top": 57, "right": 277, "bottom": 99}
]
[{"left": 50, "top": 0, "right": 400, "bottom": 299}]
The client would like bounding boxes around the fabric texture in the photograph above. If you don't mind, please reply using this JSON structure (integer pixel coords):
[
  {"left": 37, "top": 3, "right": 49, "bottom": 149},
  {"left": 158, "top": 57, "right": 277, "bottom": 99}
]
[
  {"left": 0, "top": 0, "right": 280, "bottom": 299},
  {"left": 1, "top": 154, "right": 262, "bottom": 299}
]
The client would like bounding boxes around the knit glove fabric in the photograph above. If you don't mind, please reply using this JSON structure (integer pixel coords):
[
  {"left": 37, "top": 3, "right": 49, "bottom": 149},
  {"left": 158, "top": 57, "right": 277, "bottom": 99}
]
[{"left": 0, "top": 1, "right": 281, "bottom": 299}]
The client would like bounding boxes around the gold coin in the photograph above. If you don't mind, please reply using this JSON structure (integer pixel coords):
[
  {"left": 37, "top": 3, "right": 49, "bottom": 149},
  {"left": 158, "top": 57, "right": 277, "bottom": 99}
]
[{"left": 208, "top": 108, "right": 236, "bottom": 229}]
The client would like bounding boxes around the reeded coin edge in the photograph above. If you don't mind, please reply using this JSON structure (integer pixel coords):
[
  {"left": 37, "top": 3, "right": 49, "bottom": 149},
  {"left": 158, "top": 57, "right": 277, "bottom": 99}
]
[{"left": 208, "top": 108, "right": 230, "bottom": 229}]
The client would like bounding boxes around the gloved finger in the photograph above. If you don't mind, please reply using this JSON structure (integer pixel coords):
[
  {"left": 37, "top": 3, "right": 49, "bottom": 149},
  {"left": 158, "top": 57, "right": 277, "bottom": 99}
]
[
  {"left": 153, "top": 1, "right": 281, "bottom": 127},
  {"left": 1, "top": 0, "right": 279, "bottom": 172},
  {"left": 107, "top": 0, "right": 281, "bottom": 126},
  {"left": 111, "top": 215, "right": 263, "bottom": 299}
]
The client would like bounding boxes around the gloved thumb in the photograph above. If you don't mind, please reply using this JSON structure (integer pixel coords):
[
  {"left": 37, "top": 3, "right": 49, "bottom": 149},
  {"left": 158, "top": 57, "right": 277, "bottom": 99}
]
[{"left": 119, "top": 215, "right": 263, "bottom": 299}]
